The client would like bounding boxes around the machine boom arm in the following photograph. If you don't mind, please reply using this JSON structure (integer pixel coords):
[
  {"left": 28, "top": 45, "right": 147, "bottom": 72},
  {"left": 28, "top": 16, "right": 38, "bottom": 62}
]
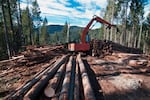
[{"left": 81, "top": 16, "right": 115, "bottom": 43}]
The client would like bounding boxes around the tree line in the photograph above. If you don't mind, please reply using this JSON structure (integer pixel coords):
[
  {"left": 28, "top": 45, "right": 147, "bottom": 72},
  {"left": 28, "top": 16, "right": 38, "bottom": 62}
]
[
  {"left": 0, "top": 0, "right": 69, "bottom": 60},
  {"left": 0, "top": 0, "right": 150, "bottom": 60},
  {"left": 102, "top": 0, "right": 150, "bottom": 54}
]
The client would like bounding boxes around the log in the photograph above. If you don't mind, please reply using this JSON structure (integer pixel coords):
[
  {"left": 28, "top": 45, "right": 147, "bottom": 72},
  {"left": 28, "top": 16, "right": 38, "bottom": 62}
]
[
  {"left": 69, "top": 57, "right": 76, "bottom": 100},
  {"left": 44, "top": 63, "right": 66, "bottom": 98},
  {"left": 59, "top": 56, "right": 73, "bottom": 100},
  {"left": 91, "top": 39, "right": 143, "bottom": 57},
  {"left": 44, "top": 87, "right": 55, "bottom": 98},
  {"left": 6, "top": 56, "right": 65, "bottom": 100},
  {"left": 6, "top": 60, "right": 56, "bottom": 100},
  {"left": 128, "top": 59, "right": 148, "bottom": 67},
  {"left": 77, "top": 54, "right": 96, "bottom": 100},
  {"left": 23, "top": 55, "right": 68, "bottom": 100},
  {"left": 0, "top": 55, "right": 24, "bottom": 64},
  {"left": 74, "top": 59, "right": 80, "bottom": 100}
]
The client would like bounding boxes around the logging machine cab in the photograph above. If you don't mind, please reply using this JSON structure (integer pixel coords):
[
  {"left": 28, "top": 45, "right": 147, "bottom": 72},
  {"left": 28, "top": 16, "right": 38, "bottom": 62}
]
[{"left": 68, "top": 15, "right": 115, "bottom": 52}]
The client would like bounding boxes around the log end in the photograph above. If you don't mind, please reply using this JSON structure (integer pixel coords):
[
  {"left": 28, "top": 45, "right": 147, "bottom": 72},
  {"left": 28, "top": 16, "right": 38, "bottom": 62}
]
[{"left": 44, "top": 87, "right": 55, "bottom": 98}]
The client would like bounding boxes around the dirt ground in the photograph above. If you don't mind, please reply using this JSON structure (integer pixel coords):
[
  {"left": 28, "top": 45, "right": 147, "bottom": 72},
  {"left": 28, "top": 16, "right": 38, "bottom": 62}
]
[
  {"left": 0, "top": 45, "right": 65, "bottom": 99},
  {"left": 87, "top": 53, "right": 150, "bottom": 100},
  {"left": 0, "top": 45, "right": 150, "bottom": 100}
]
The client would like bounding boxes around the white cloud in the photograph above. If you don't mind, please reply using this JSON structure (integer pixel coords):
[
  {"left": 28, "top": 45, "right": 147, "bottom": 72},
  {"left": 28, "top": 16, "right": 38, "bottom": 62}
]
[
  {"left": 20, "top": 0, "right": 150, "bottom": 29},
  {"left": 144, "top": 3, "right": 150, "bottom": 18},
  {"left": 37, "top": 0, "right": 107, "bottom": 19},
  {"left": 58, "top": 0, "right": 71, "bottom": 6},
  {"left": 20, "top": 0, "right": 107, "bottom": 28},
  {"left": 76, "top": 0, "right": 107, "bottom": 9}
]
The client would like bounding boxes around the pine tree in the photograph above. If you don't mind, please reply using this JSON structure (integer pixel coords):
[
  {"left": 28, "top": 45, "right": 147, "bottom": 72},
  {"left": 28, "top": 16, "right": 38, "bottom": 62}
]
[
  {"left": 129, "top": 0, "right": 145, "bottom": 48},
  {"left": 61, "top": 21, "right": 68, "bottom": 43},
  {"left": 40, "top": 17, "right": 48, "bottom": 45},
  {"left": 22, "top": 7, "right": 33, "bottom": 45},
  {"left": 1, "top": 1, "right": 11, "bottom": 58},
  {"left": 31, "top": 0, "right": 42, "bottom": 45}
]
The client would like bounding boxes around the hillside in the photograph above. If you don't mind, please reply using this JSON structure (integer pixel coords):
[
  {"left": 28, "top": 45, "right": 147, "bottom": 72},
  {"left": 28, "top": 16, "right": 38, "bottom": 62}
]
[
  {"left": 47, "top": 25, "right": 103, "bottom": 42},
  {"left": 47, "top": 25, "right": 83, "bottom": 34}
]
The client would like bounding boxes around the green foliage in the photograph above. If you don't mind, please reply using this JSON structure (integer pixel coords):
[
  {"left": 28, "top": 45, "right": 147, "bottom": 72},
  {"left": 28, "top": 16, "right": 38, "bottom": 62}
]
[
  {"left": 129, "top": 0, "right": 144, "bottom": 25},
  {"left": 89, "top": 28, "right": 103, "bottom": 40},
  {"left": 40, "top": 17, "right": 49, "bottom": 45},
  {"left": 61, "top": 21, "right": 68, "bottom": 44},
  {"left": 0, "top": 23, "right": 8, "bottom": 60},
  {"left": 22, "top": 7, "right": 31, "bottom": 45},
  {"left": 68, "top": 26, "right": 81, "bottom": 42},
  {"left": 145, "top": 13, "right": 150, "bottom": 46},
  {"left": 104, "top": 0, "right": 149, "bottom": 53},
  {"left": 32, "top": 0, "right": 42, "bottom": 45}
]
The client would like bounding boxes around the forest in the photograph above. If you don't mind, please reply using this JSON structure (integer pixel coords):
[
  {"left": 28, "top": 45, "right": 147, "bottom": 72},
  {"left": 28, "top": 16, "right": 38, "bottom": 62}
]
[{"left": 0, "top": 0, "right": 150, "bottom": 60}]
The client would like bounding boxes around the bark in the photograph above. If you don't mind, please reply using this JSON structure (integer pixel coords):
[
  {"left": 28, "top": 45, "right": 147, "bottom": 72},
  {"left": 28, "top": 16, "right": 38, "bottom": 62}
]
[
  {"left": 27, "top": 0, "right": 33, "bottom": 45},
  {"left": 77, "top": 54, "right": 96, "bottom": 100},
  {"left": 110, "top": 2, "right": 114, "bottom": 41},
  {"left": 124, "top": 2, "right": 128, "bottom": 46},
  {"left": 114, "top": 28, "right": 117, "bottom": 43},
  {"left": 134, "top": 35, "right": 137, "bottom": 48},
  {"left": 137, "top": 23, "right": 143, "bottom": 48},
  {"left": 1, "top": 4, "right": 11, "bottom": 59},
  {"left": 67, "top": 23, "right": 70, "bottom": 43},
  {"left": 103, "top": 26, "right": 106, "bottom": 40},
  {"left": 128, "top": 31, "right": 131, "bottom": 47},
  {"left": 18, "top": 0, "right": 23, "bottom": 44},
  {"left": 143, "top": 31, "right": 148, "bottom": 54},
  {"left": 106, "top": 28, "right": 109, "bottom": 40},
  {"left": 131, "top": 25, "right": 135, "bottom": 47},
  {"left": 119, "top": 32, "right": 123, "bottom": 45},
  {"left": 7, "top": 0, "right": 15, "bottom": 55}
]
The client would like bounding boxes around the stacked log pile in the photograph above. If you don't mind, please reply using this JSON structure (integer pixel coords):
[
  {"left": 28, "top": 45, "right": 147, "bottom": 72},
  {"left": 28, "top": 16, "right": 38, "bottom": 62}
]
[
  {"left": 16, "top": 45, "right": 64, "bottom": 67},
  {"left": 90, "top": 39, "right": 113, "bottom": 57},
  {"left": 108, "top": 41, "right": 143, "bottom": 54},
  {"left": 90, "top": 39, "right": 142, "bottom": 57}
]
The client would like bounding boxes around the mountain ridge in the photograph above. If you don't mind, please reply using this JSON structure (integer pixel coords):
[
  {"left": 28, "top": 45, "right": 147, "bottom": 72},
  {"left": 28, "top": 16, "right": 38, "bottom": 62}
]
[{"left": 47, "top": 25, "right": 83, "bottom": 34}]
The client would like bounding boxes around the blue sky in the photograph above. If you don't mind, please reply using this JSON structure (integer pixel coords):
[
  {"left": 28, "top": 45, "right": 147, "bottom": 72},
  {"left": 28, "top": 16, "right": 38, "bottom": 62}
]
[{"left": 21, "top": 0, "right": 150, "bottom": 28}]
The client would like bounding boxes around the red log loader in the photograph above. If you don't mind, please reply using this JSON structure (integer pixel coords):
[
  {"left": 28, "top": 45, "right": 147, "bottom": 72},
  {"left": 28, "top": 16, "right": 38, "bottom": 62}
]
[{"left": 68, "top": 15, "right": 115, "bottom": 54}]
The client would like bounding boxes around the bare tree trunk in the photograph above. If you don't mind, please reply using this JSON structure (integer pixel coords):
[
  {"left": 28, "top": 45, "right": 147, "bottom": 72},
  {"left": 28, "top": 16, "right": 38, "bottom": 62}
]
[
  {"left": 143, "top": 39, "right": 146, "bottom": 54},
  {"left": 103, "top": 26, "right": 106, "bottom": 40},
  {"left": 131, "top": 25, "right": 135, "bottom": 47},
  {"left": 134, "top": 35, "right": 137, "bottom": 48},
  {"left": 1, "top": 4, "right": 11, "bottom": 59},
  {"left": 110, "top": 2, "right": 114, "bottom": 41},
  {"left": 27, "top": 0, "right": 33, "bottom": 45},
  {"left": 126, "top": 31, "right": 128, "bottom": 46},
  {"left": 119, "top": 33, "right": 122, "bottom": 45},
  {"left": 106, "top": 28, "right": 109, "bottom": 40},
  {"left": 120, "top": 28, "right": 124, "bottom": 45},
  {"left": 137, "top": 23, "right": 143, "bottom": 48},
  {"left": 18, "top": 0, "right": 24, "bottom": 45},
  {"left": 114, "top": 28, "right": 117, "bottom": 43},
  {"left": 67, "top": 23, "right": 70, "bottom": 43},
  {"left": 128, "top": 31, "right": 131, "bottom": 47},
  {"left": 143, "top": 31, "right": 148, "bottom": 54},
  {"left": 124, "top": 2, "right": 128, "bottom": 46},
  {"left": 115, "top": 17, "right": 119, "bottom": 43},
  {"left": 7, "top": 0, "right": 15, "bottom": 55}
]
